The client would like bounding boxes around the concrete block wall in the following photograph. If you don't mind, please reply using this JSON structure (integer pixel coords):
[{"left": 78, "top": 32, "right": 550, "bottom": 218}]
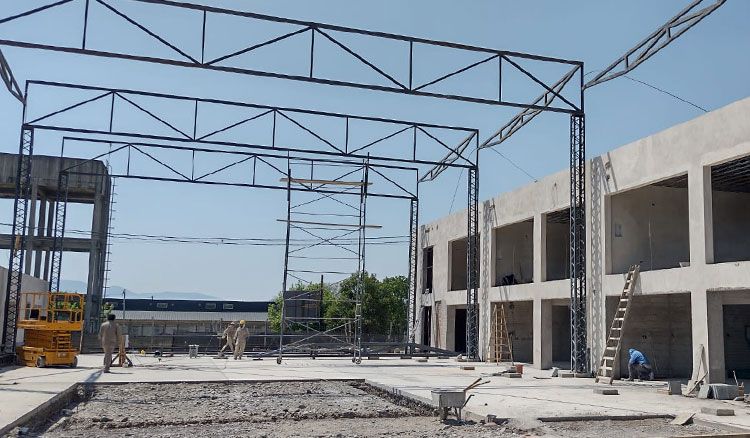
[
  {"left": 417, "top": 95, "right": 750, "bottom": 383},
  {"left": 606, "top": 293, "right": 693, "bottom": 378},
  {"left": 722, "top": 303, "right": 750, "bottom": 375}
]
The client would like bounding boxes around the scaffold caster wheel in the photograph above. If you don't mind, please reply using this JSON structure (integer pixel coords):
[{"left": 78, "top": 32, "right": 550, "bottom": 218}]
[
  {"left": 355, "top": 358, "right": 361, "bottom": 365},
  {"left": 70, "top": 357, "right": 78, "bottom": 368},
  {"left": 36, "top": 356, "right": 46, "bottom": 368},
  {"left": 276, "top": 357, "right": 282, "bottom": 365}
]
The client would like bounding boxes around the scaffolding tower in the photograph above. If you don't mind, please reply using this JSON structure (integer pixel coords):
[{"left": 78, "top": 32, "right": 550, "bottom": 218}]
[{"left": 276, "top": 159, "right": 372, "bottom": 363}]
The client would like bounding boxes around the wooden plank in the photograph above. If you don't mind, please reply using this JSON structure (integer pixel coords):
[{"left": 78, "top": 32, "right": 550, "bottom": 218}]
[
  {"left": 670, "top": 412, "right": 695, "bottom": 425},
  {"left": 280, "top": 177, "right": 371, "bottom": 186},
  {"left": 276, "top": 219, "right": 382, "bottom": 229}
]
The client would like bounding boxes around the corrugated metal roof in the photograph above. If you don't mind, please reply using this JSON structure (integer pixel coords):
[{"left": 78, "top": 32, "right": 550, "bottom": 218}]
[{"left": 111, "top": 310, "right": 267, "bottom": 322}]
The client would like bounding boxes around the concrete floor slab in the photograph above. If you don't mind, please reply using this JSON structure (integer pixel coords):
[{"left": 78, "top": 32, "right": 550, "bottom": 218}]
[{"left": 1, "top": 355, "right": 749, "bottom": 434}]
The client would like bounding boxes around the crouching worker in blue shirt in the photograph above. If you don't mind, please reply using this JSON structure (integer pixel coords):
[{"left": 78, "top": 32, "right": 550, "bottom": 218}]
[{"left": 627, "top": 348, "right": 654, "bottom": 381}]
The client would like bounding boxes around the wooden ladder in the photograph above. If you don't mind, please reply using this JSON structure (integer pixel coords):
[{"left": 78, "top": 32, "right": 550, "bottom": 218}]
[
  {"left": 596, "top": 264, "right": 640, "bottom": 384},
  {"left": 487, "top": 303, "right": 514, "bottom": 363}
]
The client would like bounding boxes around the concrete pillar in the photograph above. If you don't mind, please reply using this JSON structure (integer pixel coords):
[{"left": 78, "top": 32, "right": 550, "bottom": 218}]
[
  {"left": 533, "top": 298, "right": 552, "bottom": 369},
  {"left": 690, "top": 289, "right": 724, "bottom": 383},
  {"left": 42, "top": 198, "right": 54, "bottom": 282},
  {"left": 24, "top": 183, "right": 38, "bottom": 274},
  {"left": 33, "top": 193, "right": 47, "bottom": 278},
  {"left": 533, "top": 213, "right": 546, "bottom": 283},
  {"left": 689, "top": 165, "right": 713, "bottom": 265},
  {"left": 84, "top": 184, "right": 107, "bottom": 333}
]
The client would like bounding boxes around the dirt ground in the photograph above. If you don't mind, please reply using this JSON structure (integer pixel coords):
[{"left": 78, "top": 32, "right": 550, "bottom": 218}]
[{"left": 13, "top": 380, "right": 730, "bottom": 438}]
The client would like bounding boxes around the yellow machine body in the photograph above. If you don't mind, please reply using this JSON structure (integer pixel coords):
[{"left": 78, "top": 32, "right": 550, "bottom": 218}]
[{"left": 15, "top": 292, "right": 84, "bottom": 368}]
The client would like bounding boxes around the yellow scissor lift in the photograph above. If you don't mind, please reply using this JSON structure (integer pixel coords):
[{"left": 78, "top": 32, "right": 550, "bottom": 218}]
[{"left": 16, "top": 292, "right": 84, "bottom": 368}]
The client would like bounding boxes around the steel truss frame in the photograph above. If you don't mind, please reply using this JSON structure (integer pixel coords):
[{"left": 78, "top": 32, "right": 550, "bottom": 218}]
[
  {"left": 1, "top": 80, "right": 479, "bottom": 360},
  {"left": 0, "top": 0, "right": 582, "bottom": 112},
  {"left": 0, "top": 2, "right": 587, "bottom": 363}
]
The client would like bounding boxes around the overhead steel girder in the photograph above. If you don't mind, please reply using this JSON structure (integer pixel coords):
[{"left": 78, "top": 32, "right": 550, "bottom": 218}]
[
  {"left": 0, "top": 0, "right": 582, "bottom": 112},
  {"left": 23, "top": 80, "right": 478, "bottom": 174},
  {"left": 584, "top": 0, "right": 726, "bottom": 90}
]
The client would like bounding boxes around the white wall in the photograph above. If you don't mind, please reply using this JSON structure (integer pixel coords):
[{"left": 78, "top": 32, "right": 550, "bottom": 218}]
[
  {"left": 494, "top": 220, "right": 533, "bottom": 285},
  {"left": 0, "top": 265, "right": 51, "bottom": 346},
  {"left": 609, "top": 184, "right": 690, "bottom": 274}
]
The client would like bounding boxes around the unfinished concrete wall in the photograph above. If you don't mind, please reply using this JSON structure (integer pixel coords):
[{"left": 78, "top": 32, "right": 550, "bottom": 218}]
[
  {"left": 449, "top": 238, "right": 467, "bottom": 291},
  {"left": 505, "top": 300, "right": 533, "bottom": 363},
  {"left": 552, "top": 304, "right": 571, "bottom": 363},
  {"left": 609, "top": 184, "right": 689, "bottom": 274},
  {"left": 546, "top": 221, "right": 570, "bottom": 281},
  {"left": 606, "top": 293, "right": 692, "bottom": 378},
  {"left": 494, "top": 220, "right": 533, "bottom": 286},
  {"left": 723, "top": 304, "right": 750, "bottom": 377},
  {"left": 712, "top": 191, "right": 750, "bottom": 263}
]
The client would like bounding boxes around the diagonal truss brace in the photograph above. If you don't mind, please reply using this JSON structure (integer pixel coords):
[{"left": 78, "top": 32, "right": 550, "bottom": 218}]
[
  {"left": 0, "top": 47, "right": 24, "bottom": 104},
  {"left": 584, "top": 0, "right": 726, "bottom": 90},
  {"left": 421, "top": 0, "right": 726, "bottom": 182}
]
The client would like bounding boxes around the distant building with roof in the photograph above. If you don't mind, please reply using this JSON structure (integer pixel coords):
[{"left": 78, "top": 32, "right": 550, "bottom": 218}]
[{"left": 101, "top": 298, "right": 272, "bottom": 352}]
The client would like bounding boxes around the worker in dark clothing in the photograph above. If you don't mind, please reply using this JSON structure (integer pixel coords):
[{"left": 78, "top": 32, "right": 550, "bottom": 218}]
[{"left": 627, "top": 348, "right": 654, "bottom": 381}]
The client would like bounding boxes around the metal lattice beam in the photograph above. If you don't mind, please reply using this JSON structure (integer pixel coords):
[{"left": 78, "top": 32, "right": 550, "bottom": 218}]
[
  {"left": 0, "top": 47, "right": 24, "bottom": 104},
  {"left": 407, "top": 197, "right": 418, "bottom": 344},
  {"left": 1, "top": 128, "right": 33, "bottom": 355},
  {"left": 49, "top": 171, "right": 69, "bottom": 293},
  {"left": 465, "top": 165, "right": 479, "bottom": 360},
  {"left": 0, "top": 0, "right": 582, "bottom": 111},
  {"left": 569, "top": 114, "right": 586, "bottom": 373},
  {"left": 584, "top": 0, "right": 726, "bottom": 90}
]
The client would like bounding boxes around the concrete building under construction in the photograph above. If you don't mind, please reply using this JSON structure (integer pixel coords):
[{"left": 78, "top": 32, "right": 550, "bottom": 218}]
[
  {"left": 0, "top": 153, "right": 110, "bottom": 336},
  {"left": 416, "top": 96, "right": 750, "bottom": 384}
]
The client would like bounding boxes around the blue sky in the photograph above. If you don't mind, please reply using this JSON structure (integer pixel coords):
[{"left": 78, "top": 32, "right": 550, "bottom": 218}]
[{"left": 0, "top": 1, "right": 748, "bottom": 300}]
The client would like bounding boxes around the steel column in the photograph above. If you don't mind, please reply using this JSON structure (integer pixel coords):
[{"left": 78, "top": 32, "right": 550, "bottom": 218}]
[
  {"left": 407, "top": 196, "right": 418, "bottom": 344},
  {"left": 277, "top": 158, "right": 292, "bottom": 365},
  {"left": 49, "top": 171, "right": 70, "bottom": 293},
  {"left": 352, "top": 159, "right": 369, "bottom": 364},
  {"left": 569, "top": 113, "right": 587, "bottom": 373},
  {"left": 465, "top": 165, "right": 479, "bottom": 360},
  {"left": 2, "top": 127, "right": 33, "bottom": 355}
]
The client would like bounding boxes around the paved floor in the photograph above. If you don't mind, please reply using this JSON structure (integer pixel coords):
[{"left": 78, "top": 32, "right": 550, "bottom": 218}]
[{"left": 1, "top": 354, "right": 748, "bottom": 434}]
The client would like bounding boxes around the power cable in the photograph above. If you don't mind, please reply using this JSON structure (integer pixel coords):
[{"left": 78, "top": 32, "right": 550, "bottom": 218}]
[
  {"left": 0, "top": 222, "right": 408, "bottom": 246},
  {"left": 584, "top": 70, "right": 708, "bottom": 113},
  {"left": 448, "top": 168, "right": 464, "bottom": 214},
  {"left": 488, "top": 148, "right": 537, "bottom": 182}
]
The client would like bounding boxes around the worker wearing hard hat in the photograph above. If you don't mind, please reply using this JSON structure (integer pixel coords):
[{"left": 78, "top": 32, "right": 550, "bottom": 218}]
[
  {"left": 218, "top": 320, "right": 239, "bottom": 358},
  {"left": 233, "top": 320, "right": 250, "bottom": 360}
]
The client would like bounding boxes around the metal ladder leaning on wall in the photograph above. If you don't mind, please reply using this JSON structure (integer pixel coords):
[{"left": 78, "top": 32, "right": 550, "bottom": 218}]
[
  {"left": 487, "top": 302, "right": 513, "bottom": 363},
  {"left": 595, "top": 264, "right": 640, "bottom": 384}
]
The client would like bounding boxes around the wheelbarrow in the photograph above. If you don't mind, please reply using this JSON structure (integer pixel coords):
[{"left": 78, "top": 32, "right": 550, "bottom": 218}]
[{"left": 431, "top": 378, "right": 488, "bottom": 421}]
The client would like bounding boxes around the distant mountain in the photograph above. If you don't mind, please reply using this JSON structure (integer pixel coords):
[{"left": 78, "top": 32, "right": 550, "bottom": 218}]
[{"left": 59, "top": 279, "right": 223, "bottom": 301}]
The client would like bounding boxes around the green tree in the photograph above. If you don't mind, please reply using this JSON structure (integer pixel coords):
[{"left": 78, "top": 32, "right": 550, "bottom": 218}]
[
  {"left": 267, "top": 273, "right": 408, "bottom": 340},
  {"left": 267, "top": 291, "right": 283, "bottom": 332},
  {"left": 379, "top": 275, "right": 408, "bottom": 340}
]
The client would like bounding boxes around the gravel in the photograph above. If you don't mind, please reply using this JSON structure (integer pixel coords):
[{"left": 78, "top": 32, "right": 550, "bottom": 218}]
[{"left": 12, "top": 381, "right": 730, "bottom": 438}]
